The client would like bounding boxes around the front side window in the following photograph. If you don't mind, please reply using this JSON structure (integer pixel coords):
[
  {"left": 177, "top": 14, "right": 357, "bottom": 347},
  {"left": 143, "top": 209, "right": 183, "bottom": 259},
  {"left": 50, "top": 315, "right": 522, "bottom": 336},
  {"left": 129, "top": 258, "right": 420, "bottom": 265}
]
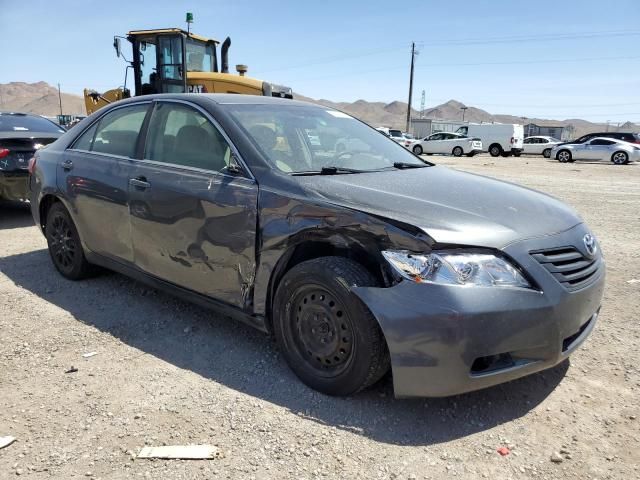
[
  {"left": 226, "top": 104, "right": 428, "bottom": 173},
  {"left": 144, "top": 102, "right": 231, "bottom": 172},
  {"left": 82, "top": 104, "right": 149, "bottom": 157}
]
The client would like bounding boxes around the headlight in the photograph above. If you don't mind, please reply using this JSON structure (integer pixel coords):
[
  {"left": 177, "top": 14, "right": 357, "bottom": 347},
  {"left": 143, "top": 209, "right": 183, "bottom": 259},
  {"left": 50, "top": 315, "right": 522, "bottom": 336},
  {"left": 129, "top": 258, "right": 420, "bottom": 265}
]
[{"left": 382, "top": 250, "right": 532, "bottom": 288}]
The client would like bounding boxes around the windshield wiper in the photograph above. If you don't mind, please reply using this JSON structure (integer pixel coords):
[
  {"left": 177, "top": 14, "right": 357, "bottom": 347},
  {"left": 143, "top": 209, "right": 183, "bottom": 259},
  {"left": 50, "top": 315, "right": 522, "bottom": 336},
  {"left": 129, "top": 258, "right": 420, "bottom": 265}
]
[
  {"left": 292, "top": 166, "right": 368, "bottom": 176},
  {"left": 393, "top": 162, "right": 428, "bottom": 169}
]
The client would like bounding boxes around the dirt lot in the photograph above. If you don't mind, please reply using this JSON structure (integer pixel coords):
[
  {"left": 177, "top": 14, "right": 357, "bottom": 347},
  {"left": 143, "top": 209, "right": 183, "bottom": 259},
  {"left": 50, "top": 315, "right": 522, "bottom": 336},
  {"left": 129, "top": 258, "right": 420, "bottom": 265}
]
[{"left": 1, "top": 154, "right": 639, "bottom": 479}]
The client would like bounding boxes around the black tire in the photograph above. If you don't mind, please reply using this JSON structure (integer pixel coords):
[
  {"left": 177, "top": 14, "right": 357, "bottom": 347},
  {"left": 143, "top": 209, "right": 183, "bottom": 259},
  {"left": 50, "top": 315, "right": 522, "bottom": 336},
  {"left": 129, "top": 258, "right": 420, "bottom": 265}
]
[
  {"left": 611, "top": 151, "right": 629, "bottom": 165},
  {"left": 542, "top": 148, "right": 551, "bottom": 158},
  {"left": 272, "top": 257, "right": 390, "bottom": 396},
  {"left": 45, "top": 202, "right": 94, "bottom": 280},
  {"left": 412, "top": 144, "right": 423, "bottom": 155},
  {"left": 557, "top": 150, "right": 572, "bottom": 163},
  {"left": 489, "top": 144, "right": 502, "bottom": 157},
  {"left": 452, "top": 146, "right": 463, "bottom": 157},
  {"left": 513, "top": 151, "right": 521, "bottom": 157}
]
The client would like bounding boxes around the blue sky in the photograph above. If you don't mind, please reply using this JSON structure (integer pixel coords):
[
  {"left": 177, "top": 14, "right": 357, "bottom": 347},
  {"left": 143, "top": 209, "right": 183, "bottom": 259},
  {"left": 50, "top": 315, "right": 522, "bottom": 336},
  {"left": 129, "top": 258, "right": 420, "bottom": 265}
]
[{"left": 1, "top": 0, "right": 639, "bottom": 122}]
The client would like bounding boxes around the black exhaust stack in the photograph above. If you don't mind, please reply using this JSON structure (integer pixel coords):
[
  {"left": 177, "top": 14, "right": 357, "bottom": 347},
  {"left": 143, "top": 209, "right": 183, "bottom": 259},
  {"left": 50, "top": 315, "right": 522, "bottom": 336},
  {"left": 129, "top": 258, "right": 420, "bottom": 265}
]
[{"left": 221, "top": 37, "right": 231, "bottom": 73}]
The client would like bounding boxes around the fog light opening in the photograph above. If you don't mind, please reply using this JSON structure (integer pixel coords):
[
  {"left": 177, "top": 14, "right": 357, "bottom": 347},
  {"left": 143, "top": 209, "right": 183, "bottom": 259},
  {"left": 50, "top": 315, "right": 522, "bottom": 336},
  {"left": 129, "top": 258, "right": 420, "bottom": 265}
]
[{"left": 471, "top": 352, "right": 515, "bottom": 375}]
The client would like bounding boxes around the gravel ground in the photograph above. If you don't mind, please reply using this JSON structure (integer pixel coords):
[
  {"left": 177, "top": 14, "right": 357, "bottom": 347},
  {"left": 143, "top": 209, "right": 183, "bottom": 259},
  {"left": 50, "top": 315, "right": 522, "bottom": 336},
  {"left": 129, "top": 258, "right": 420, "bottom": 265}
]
[{"left": 1, "top": 154, "right": 638, "bottom": 479}]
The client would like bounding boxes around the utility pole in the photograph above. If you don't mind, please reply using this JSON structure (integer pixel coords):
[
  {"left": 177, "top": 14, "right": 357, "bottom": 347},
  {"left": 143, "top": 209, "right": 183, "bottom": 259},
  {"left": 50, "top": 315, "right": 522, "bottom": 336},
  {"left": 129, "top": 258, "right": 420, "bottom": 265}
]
[
  {"left": 57, "top": 83, "right": 63, "bottom": 117},
  {"left": 419, "top": 90, "right": 426, "bottom": 119},
  {"left": 406, "top": 42, "right": 416, "bottom": 132},
  {"left": 461, "top": 106, "right": 468, "bottom": 122}
]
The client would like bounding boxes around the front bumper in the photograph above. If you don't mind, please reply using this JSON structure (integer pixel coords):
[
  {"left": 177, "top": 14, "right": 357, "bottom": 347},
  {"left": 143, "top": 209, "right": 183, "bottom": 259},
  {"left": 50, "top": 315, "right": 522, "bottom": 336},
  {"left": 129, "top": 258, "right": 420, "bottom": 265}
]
[
  {"left": 352, "top": 223, "right": 605, "bottom": 397},
  {"left": 0, "top": 171, "right": 29, "bottom": 201}
]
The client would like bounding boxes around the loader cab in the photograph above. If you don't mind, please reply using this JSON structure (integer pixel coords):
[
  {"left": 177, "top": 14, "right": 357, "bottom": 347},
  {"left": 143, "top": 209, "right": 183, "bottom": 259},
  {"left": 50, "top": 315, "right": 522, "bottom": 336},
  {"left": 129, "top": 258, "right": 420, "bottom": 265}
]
[{"left": 128, "top": 29, "right": 219, "bottom": 95}]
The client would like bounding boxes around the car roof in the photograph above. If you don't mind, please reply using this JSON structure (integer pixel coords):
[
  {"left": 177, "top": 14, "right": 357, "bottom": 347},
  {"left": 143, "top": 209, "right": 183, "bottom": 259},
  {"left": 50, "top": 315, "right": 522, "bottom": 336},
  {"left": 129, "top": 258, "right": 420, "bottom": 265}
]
[
  {"left": 106, "top": 93, "right": 322, "bottom": 110},
  {"left": 0, "top": 111, "right": 45, "bottom": 117}
]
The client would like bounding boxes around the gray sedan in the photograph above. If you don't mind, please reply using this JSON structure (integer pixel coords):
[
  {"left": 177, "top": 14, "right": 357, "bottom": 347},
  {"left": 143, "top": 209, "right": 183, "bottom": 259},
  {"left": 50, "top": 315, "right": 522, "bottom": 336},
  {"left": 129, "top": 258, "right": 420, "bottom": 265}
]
[{"left": 30, "top": 94, "right": 604, "bottom": 398}]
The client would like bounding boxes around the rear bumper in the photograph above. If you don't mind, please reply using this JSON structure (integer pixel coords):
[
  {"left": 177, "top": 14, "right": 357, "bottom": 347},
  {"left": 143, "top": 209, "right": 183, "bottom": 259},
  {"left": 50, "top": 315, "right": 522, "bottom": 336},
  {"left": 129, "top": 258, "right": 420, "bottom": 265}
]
[
  {"left": 352, "top": 223, "right": 605, "bottom": 398},
  {"left": 0, "top": 171, "right": 29, "bottom": 201}
]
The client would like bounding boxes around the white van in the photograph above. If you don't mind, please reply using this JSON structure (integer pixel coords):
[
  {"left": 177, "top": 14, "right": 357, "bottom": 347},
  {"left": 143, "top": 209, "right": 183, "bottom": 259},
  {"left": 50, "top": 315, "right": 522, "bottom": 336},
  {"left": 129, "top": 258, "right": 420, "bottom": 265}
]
[{"left": 456, "top": 123, "right": 524, "bottom": 157}]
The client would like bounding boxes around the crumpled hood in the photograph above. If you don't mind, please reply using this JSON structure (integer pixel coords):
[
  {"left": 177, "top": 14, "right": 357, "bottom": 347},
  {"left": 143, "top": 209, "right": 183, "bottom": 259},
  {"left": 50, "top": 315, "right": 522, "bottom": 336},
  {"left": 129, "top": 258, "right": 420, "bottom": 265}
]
[{"left": 296, "top": 166, "right": 581, "bottom": 248}]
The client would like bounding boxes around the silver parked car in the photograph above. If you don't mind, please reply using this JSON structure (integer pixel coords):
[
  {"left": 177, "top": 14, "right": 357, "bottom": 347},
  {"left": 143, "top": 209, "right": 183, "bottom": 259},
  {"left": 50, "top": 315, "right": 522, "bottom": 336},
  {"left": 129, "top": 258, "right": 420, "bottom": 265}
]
[
  {"left": 523, "top": 136, "right": 561, "bottom": 158},
  {"left": 552, "top": 137, "right": 640, "bottom": 165}
]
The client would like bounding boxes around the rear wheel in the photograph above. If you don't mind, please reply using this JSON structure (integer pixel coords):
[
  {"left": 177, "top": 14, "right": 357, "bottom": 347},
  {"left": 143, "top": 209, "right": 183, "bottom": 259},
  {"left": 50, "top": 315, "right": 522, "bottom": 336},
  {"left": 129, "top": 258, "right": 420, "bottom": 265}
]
[
  {"left": 542, "top": 148, "right": 551, "bottom": 158},
  {"left": 611, "top": 151, "right": 629, "bottom": 165},
  {"left": 557, "top": 150, "right": 572, "bottom": 163},
  {"left": 452, "top": 146, "right": 463, "bottom": 157},
  {"left": 45, "top": 202, "right": 94, "bottom": 280},
  {"left": 489, "top": 144, "right": 502, "bottom": 157},
  {"left": 273, "top": 257, "right": 389, "bottom": 396},
  {"left": 412, "top": 144, "right": 423, "bottom": 155}
]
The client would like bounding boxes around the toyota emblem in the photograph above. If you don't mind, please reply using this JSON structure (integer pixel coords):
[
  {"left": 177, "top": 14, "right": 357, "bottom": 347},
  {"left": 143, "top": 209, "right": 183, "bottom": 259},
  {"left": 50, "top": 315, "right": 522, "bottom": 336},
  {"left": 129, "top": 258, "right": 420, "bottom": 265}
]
[{"left": 583, "top": 234, "right": 597, "bottom": 258}]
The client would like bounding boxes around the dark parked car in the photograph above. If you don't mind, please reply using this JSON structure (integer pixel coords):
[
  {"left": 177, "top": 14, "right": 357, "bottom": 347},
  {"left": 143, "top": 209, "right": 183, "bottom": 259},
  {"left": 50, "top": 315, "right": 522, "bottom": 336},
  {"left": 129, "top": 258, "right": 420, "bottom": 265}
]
[
  {"left": 0, "top": 112, "right": 65, "bottom": 201},
  {"left": 30, "top": 94, "right": 605, "bottom": 398},
  {"left": 560, "top": 131, "right": 640, "bottom": 146}
]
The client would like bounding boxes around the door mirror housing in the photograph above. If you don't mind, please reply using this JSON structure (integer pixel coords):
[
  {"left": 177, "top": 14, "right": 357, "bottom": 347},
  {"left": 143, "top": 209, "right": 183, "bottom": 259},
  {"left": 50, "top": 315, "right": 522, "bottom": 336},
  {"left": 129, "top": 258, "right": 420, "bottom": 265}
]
[{"left": 226, "top": 154, "right": 244, "bottom": 175}]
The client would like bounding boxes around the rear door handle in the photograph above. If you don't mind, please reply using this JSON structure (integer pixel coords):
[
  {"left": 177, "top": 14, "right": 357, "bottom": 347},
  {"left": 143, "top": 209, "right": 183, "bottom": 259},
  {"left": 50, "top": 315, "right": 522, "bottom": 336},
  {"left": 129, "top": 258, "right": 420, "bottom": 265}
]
[
  {"left": 129, "top": 177, "right": 151, "bottom": 190},
  {"left": 62, "top": 160, "right": 73, "bottom": 171}
]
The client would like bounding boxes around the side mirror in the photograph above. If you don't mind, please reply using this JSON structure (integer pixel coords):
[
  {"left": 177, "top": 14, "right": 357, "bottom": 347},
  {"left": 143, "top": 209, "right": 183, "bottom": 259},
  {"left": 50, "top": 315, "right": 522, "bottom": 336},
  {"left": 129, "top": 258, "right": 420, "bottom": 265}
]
[
  {"left": 226, "top": 154, "right": 243, "bottom": 175},
  {"left": 113, "top": 37, "right": 122, "bottom": 58}
]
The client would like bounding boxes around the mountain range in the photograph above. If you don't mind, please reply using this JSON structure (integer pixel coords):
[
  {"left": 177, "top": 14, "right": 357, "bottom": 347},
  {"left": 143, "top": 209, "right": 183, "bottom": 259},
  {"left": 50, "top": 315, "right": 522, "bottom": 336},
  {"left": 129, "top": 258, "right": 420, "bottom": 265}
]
[{"left": 1, "top": 81, "right": 636, "bottom": 138}]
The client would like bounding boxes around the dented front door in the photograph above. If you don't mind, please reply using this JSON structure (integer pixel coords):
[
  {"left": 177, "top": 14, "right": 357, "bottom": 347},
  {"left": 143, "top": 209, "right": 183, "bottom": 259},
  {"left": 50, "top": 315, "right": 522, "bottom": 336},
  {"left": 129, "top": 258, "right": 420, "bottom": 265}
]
[{"left": 128, "top": 162, "right": 258, "bottom": 309}]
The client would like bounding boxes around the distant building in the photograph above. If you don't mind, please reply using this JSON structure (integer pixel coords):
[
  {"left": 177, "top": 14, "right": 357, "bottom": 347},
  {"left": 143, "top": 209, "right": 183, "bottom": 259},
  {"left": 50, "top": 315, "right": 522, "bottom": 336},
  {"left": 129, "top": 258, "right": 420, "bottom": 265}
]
[
  {"left": 524, "top": 122, "right": 565, "bottom": 140},
  {"left": 410, "top": 118, "right": 468, "bottom": 138}
]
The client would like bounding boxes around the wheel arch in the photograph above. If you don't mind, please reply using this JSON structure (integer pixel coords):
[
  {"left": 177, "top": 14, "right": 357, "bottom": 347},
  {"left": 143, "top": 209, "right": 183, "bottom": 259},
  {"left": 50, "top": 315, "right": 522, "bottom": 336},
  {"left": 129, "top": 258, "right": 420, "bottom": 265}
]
[
  {"left": 262, "top": 235, "right": 394, "bottom": 334},
  {"left": 38, "top": 194, "right": 62, "bottom": 233}
]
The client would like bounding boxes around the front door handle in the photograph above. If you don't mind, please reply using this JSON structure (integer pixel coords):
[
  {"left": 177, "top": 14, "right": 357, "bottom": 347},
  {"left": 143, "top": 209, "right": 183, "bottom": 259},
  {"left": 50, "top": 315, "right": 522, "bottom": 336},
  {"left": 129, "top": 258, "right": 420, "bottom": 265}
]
[
  {"left": 129, "top": 177, "right": 151, "bottom": 190},
  {"left": 62, "top": 160, "right": 73, "bottom": 171}
]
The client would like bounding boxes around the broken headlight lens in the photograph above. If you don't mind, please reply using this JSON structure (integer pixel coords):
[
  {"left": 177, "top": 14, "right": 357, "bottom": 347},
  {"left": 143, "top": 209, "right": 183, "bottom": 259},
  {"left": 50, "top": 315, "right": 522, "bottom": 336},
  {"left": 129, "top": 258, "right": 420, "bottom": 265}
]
[{"left": 382, "top": 250, "right": 531, "bottom": 288}]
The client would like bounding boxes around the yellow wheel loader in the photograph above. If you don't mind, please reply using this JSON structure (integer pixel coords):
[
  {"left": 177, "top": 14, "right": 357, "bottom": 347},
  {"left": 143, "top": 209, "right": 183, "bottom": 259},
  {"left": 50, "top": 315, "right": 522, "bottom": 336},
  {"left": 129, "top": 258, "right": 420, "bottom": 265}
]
[{"left": 84, "top": 27, "right": 292, "bottom": 114}]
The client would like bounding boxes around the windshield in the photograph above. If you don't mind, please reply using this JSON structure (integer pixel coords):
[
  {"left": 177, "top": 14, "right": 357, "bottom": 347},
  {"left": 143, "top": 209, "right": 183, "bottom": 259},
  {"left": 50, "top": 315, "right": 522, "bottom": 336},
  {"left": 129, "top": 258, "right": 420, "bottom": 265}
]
[
  {"left": 226, "top": 104, "right": 428, "bottom": 173},
  {"left": 186, "top": 38, "right": 216, "bottom": 72},
  {"left": 0, "top": 114, "right": 65, "bottom": 133}
]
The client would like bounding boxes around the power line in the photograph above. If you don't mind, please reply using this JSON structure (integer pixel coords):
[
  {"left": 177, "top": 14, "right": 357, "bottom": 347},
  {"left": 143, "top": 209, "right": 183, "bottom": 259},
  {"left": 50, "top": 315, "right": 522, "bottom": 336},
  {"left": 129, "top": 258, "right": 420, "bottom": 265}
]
[
  {"left": 254, "top": 30, "right": 640, "bottom": 75},
  {"left": 289, "top": 55, "right": 640, "bottom": 81}
]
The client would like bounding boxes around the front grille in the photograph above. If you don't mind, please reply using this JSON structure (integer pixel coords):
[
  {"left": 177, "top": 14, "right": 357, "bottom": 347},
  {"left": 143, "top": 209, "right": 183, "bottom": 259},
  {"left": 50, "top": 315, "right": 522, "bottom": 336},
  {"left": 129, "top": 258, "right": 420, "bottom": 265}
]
[{"left": 531, "top": 246, "right": 601, "bottom": 290}]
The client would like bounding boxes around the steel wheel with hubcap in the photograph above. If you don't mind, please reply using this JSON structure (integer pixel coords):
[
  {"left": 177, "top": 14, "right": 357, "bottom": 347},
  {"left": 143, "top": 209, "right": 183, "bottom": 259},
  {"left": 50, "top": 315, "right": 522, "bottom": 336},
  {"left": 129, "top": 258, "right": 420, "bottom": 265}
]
[
  {"left": 543, "top": 148, "right": 551, "bottom": 158},
  {"left": 489, "top": 145, "right": 502, "bottom": 157},
  {"left": 611, "top": 151, "right": 629, "bottom": 165},
  {"left": 273, "top": 257, "right": 389, "bottom": 396},
  {"left": 45, "top": 202, "right": 94, "bottom": 280},
  {"left": 412, "top": 144, "right": 423, "bottom": 155},
  {"left": 452, "top": 146, "right": 463, "bottom": 157}
]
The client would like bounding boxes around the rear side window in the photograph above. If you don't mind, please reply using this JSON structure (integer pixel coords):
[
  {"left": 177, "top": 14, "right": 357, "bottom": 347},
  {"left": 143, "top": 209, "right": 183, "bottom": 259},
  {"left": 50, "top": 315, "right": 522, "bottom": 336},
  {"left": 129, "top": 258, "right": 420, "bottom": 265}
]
[
  {"left": 0, "top": 114, "right": 65, "bottom": 133},
  {"left": 72, "top": 104, "right": 149, "bottom": 157},
  {"left": 590, "top": 139, "right": 615, "bottom": 145},
  {"left": 72, "top": 123, "right": 98, "bottom": 151},
  {"left": 144, "top": 102, "right": 231, "bottom": 172}
]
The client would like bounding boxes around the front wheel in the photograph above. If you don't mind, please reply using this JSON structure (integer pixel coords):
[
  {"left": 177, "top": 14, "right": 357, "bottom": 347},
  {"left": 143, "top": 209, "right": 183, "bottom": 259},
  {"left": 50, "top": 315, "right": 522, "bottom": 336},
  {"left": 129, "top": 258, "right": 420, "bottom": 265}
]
[
  {"left": 543, "top": 148, "right": 551, "bottom": 158},
  {"left": 412, "top": 144, "right": 423, "bottom": 155},
  {"left": 557, "top": 150, "right": 572, "bottom": 163},
  {"left": 273, "top": 257, "right": 389, "bottom": 396},
  {"left": 611, "top": 151, "right": 629, "bottom": 165},
  {"left": 452, "top": 146, "right": 463, "bottom": 157}
]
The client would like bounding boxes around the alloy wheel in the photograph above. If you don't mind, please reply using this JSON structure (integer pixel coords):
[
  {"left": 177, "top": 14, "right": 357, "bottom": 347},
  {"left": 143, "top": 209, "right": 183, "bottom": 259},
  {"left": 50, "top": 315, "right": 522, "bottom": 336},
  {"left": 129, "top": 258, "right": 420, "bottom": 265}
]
[{"left": 49, "top": 213, "right": 77, "bottom": 272}]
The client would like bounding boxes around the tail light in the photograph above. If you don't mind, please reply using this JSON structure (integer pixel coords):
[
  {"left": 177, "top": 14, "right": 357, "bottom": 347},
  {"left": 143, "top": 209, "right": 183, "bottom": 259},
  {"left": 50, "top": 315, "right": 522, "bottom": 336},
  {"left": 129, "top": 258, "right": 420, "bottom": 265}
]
[
  {"left": 28, "top": 156, "right": 37, "bottom": 175},
  {"left": 0, "top": 148, "right": 9, "bottom": 159}
]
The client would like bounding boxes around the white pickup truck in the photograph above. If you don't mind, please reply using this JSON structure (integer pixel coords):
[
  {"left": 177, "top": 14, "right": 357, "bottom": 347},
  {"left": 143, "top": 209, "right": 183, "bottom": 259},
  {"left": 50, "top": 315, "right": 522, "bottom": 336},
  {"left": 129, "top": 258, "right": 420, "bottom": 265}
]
[{"left": 456, "top": 123, "right": 524, "bottom": 157}]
